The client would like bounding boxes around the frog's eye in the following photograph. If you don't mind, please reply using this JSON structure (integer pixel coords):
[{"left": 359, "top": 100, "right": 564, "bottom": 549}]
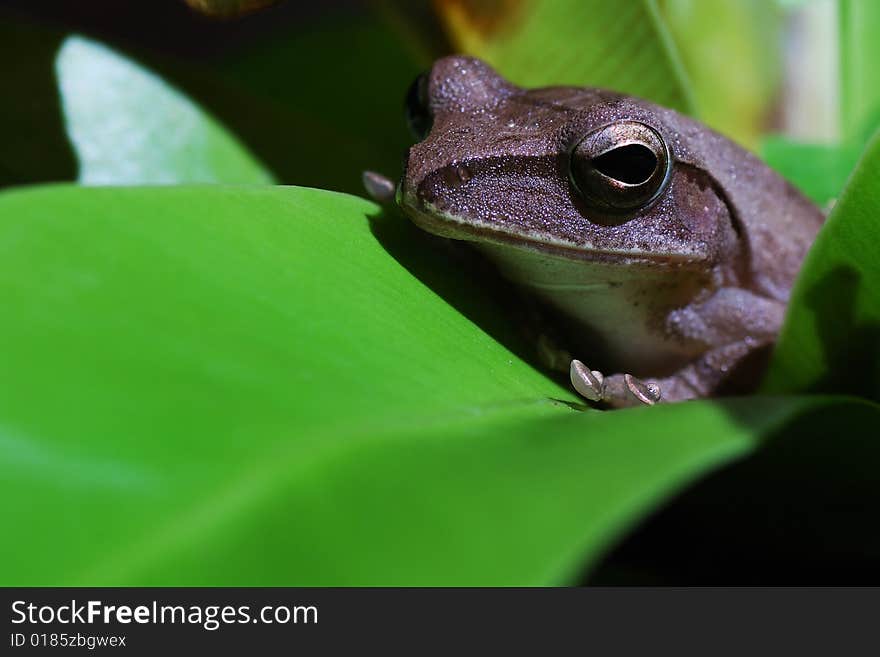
[
  {"left": 405, "top": 73, "right": 432, "bottom": 140},
  {"left": 568, "top": 121, "right": 671, "bottom": 214}
]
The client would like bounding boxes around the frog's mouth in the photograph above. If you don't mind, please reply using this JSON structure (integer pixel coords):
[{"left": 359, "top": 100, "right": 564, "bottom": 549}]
[{"left": 399, "top": 189, "right": 710, "bottom": 269}]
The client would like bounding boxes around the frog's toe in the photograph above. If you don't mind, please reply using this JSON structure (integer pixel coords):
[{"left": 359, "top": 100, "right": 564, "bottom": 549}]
[
  {"left": 624, "top": 374, "right": 661, "bottom": 405},
  {"left": 362, "top": 171, "right": 396, "bottom": 203},
  {"left": 570, "top": 360, "right": 604, "bottom": 402}
]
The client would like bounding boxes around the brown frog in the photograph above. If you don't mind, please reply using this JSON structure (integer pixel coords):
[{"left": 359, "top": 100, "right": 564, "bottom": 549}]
[{"left": 364, "top": 56, "right": 824, "bottom": 407}]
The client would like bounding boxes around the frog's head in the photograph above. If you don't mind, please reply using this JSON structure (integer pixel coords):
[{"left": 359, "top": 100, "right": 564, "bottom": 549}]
[{"left": 398, "top": 56, "right": 740, "bottom": 270}]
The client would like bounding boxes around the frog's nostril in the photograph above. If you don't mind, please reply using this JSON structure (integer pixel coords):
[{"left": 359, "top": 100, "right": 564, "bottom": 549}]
[
  {"left": 591, "top": 144, "right": 657, "bottom": 185},
  {"left": 441, "top": 164, "right": 472, "bottom": 187}
]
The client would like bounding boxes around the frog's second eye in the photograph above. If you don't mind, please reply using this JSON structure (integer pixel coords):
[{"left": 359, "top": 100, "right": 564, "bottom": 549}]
[
  {"left": 405, "top": 73, "right": 432, "bottom": 140},
  {"left": 568, "top": 121, "right": 671, "bottom": 215}
]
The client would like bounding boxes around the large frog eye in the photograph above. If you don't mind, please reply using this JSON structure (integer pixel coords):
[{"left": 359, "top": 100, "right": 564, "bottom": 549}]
[
  {"left": 404, "top": 73, "right": 432, "bottom": 140},
  {"left": 568, "top": 121, "right": 671, "bottom": 214}
]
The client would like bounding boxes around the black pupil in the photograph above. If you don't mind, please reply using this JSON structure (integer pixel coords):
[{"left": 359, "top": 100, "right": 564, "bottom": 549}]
[
  {"left": 405, "top": 73, "right": 431, "bottom": 140},
  {"left": 591, "top": 144, "right": 657, "bottom": 184}
]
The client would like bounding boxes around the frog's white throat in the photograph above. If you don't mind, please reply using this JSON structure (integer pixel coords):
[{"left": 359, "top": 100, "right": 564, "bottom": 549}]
[
  {"left": 475, "top": 240, "right": 714, "bottom": 375},
  {"left": 402, "top": 197, "right": 714, "bottom": 375}
]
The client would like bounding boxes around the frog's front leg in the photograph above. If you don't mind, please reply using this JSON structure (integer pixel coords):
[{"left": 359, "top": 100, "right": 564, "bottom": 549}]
[
  {"left": 570, "top": 361, "right": 662, "bottom": 406},
  {"left": 570, "top": 287, "right": 786, "bottom": 408},
  {"left": 571, "top": 341, "right": 755, "bottom": 407}
]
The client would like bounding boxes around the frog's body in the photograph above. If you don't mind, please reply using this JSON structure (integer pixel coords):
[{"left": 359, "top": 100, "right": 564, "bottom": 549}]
[{"left": 379, "top": 56, "right": 824, "bottom": 407}]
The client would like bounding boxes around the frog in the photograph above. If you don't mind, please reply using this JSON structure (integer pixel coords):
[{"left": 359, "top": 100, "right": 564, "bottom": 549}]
[{"left": 364, "top": 55, "right": 824, "bottom": 408}]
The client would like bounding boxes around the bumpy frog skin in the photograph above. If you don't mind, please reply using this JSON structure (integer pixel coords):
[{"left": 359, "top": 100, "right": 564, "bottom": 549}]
[{"left": 371, "top": 56, "right": 824, "bottom": 407}]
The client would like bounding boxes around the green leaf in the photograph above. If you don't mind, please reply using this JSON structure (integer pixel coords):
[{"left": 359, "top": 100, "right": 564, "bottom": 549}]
[
  {"left": 775, "top": 0, "right": 815, "bottom": 7},
  {"left": 660, "top": 0, "right": 783, "bottom": 148},
  {"left": 763, "top": 130, "right": 880, "bottom": 401},
  {"left": 761, "top": 136, "right": 861, "bottom": 206},
  {"left": 839, "top": 0, "right": 880, "bottom": 139},
  {"left": 0, "top": 183, "right": 851, "bottom": 586},
  {"left": 437, "top": 0, "right": 695, "bottom": 114},
  {"left": 55, "top": 36, "right": 274, "bottom": 185}
]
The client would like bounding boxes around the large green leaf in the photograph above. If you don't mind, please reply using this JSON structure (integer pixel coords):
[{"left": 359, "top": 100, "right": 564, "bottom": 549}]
[
  {"left": 56, "top": 36, "right": 273, "bottom": 185},
  {"left": 763, "top": 130, "right": 880, "bottom": 401},
  {"left": 436, "top": 0, "right": 695, "bottom": 114},
  {"left": 3, "top": 183, "right": 863, "bottom": 585}
]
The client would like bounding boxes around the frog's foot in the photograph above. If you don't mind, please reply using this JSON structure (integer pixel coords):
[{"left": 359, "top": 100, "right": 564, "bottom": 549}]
[
  {"left": 569, "top": 360, "right": 605, "bottom": 402},
  {"left": 362, "top": 171, "right": 396, "bottom": 203},
  {"left": 570, "top": 360, "right": 661, "bottom": 407}
]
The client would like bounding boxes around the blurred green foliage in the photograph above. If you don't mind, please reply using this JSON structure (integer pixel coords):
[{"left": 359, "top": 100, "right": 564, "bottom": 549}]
[
  {"left": 435, "top": 0, "right": 695, "bottom": 115},
  {"left": 660, "top": 0, "right": 783, "bottom": 149}
]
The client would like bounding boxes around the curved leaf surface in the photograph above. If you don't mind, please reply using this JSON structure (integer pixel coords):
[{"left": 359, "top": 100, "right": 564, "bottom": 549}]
[
  {"left": 764, "top": 130, "right": 880, "bottom": 401},
  {"left": 1, "top": 184, "right": 874, "bottom": 585},
  {"left": 56, "top": 36, "right": 273, "bottom": 185}
]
